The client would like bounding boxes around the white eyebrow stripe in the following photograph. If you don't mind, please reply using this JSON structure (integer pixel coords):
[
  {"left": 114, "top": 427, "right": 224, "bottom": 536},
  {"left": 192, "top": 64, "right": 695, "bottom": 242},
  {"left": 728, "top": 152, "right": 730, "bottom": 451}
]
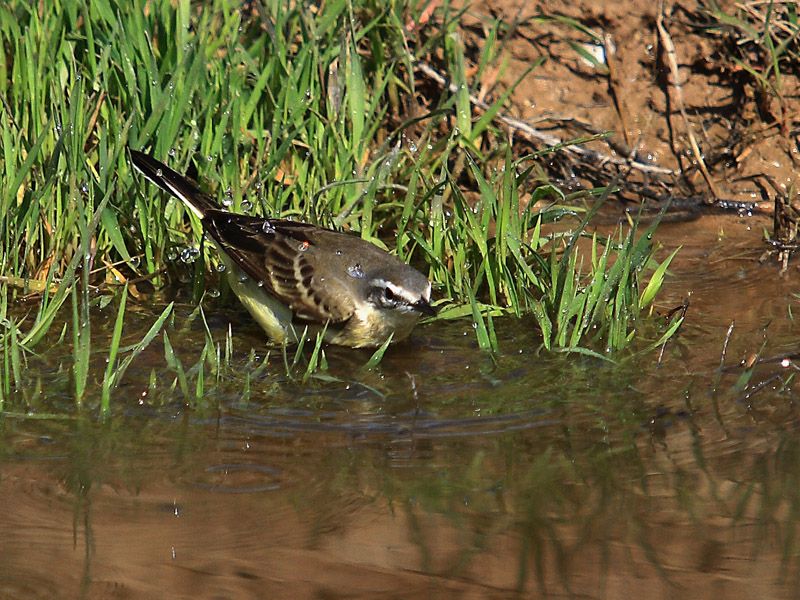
[{"left": 384, "top": 281, "right": 419, "bottom": 303}]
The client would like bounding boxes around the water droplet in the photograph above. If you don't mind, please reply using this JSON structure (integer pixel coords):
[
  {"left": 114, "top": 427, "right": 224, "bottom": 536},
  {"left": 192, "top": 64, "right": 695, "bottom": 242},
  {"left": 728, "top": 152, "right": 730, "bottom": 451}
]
[
  {"left": 180, "top": 247, "right": 200, "bottom": 263},
  {"left": 241, "top": 200, "right": 253, "bottom": 211},
  {"left": 335, "top": 249, "right": 342, "bottom": 256},
  {"left": 216, "top": 263, "right": 226, "bottom": 272},
  {"left": 207, "top": 288, "right": 220, "bottom": 298},
  {"left": 347, "top": 263, "right": 364, "bottom": 279},
  {"left": 166, "top": 250, "right": 178, "bottom": 261},
  {"left": 261, "top": 221, "right": 275, "bottom": 234},
  {"left": 156, "top": 168, "right": 163, "bottom": 177},
  {"left": 222, "top": 198, "right": 233, "bottom": 207}
]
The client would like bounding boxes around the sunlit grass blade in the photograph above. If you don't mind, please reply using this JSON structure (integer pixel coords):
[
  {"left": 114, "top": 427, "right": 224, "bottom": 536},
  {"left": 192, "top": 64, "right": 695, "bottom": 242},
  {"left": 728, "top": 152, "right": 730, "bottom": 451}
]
[
  {"left": 303, "top": 330, "right": 328, "bottom": 383},
  {"left": 101, "top": 285, "right": 128, "bottom": 415},
  {"left": 641, "top": 248, "right": 680, "bottom": 308},
  {"left": 163, "top": 331, "right": 189, "bottom": 400},
  {"left": 111, "top": 302, "right": 174, "bottom": 390},
  {"left": 363, "top": 333, "right": 393, "bottom": 370},
  {"left": 345, "top": 30, "right": 367, "bottom": 157},
  {"left": 468, "top": 287, "right": 498, "bottom": 353},
  {"left": 70, "top": 286, "right": 90, "bottom": 405},
  {"left": 446, "top": 29, "right": 472, "bottom": 140}
]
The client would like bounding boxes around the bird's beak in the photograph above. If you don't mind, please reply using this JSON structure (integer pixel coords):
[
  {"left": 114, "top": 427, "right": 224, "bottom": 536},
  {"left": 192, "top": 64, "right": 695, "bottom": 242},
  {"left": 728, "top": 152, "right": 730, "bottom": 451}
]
[{"left": 413, "top": 298, "right": 437, "bottom": 317}]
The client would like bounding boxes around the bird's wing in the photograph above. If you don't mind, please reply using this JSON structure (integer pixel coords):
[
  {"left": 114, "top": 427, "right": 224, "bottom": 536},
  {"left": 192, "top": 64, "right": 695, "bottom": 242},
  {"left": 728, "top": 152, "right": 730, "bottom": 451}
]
[{"left": 203, "top": 211, "right": 355, "bottom": 324}]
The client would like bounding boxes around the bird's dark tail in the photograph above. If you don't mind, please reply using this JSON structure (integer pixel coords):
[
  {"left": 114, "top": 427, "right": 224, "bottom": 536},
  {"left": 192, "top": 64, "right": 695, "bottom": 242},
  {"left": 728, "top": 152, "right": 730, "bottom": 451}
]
[{"left": 129, "top": 149, "right": 218, "bottom": 218}]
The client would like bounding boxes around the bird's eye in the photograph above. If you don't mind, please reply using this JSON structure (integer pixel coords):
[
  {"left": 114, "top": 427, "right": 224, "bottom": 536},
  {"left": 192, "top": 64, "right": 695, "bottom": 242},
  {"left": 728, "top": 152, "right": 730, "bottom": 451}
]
[{"left": 383, "top": 287, "right": 395, "bottom": 301}]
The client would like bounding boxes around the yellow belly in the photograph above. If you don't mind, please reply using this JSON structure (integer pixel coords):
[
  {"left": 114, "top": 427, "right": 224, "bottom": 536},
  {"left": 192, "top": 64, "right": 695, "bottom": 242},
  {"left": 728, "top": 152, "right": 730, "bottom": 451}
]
[{"left": 330, "top": 304, "right": 420, "bottom": 348}]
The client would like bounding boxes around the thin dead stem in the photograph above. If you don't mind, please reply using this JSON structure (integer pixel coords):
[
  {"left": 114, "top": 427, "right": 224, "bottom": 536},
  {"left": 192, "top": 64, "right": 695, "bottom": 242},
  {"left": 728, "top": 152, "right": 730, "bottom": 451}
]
[{"left": 656, "top": 1, "right": 720, "bottom": 199}]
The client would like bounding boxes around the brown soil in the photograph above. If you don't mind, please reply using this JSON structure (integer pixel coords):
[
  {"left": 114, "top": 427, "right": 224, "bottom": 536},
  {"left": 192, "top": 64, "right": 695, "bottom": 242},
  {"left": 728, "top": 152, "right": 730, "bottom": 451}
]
[{"left": 437, "top": 0, "right": 800, "bottom": 232}]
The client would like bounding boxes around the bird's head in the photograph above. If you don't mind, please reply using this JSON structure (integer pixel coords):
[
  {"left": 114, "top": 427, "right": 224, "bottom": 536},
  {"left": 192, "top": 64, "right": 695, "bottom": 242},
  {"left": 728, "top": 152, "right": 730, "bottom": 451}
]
[{"left": 362, "top": 267, "right": 435, "bottom": 317}]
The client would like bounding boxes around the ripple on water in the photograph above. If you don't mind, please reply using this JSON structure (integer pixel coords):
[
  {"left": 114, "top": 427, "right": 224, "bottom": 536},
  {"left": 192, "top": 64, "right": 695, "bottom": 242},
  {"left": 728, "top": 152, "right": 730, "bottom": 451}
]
[{"left": 185, "top": 463, "right": 283, "bottom": 494}]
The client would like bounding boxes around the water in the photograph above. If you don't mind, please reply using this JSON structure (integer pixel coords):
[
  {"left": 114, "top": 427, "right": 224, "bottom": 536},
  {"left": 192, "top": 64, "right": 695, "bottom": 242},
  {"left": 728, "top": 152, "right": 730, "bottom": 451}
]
[{"left": 1, "top": 214, "right": 799, "bottom": 598}]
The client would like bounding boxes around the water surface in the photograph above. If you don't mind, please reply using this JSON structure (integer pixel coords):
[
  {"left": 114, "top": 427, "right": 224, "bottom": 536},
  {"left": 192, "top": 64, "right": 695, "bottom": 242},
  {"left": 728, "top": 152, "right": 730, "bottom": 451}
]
[{"left": 2, "top": 214, "right": 799, "bottom": 599}]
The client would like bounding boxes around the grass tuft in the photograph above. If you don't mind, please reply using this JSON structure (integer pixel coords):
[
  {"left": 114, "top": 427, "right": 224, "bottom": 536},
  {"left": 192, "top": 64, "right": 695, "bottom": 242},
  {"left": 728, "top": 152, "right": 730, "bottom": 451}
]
[{"left": 0, "top": 0, "right": 681, "bottom": 411}]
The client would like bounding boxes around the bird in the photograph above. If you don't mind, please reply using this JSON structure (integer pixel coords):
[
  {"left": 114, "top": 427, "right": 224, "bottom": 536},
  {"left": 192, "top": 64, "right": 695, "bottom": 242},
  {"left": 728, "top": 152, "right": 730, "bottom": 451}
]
[{"left": 129, "top": 149, "right": 435, "bottom": 348}]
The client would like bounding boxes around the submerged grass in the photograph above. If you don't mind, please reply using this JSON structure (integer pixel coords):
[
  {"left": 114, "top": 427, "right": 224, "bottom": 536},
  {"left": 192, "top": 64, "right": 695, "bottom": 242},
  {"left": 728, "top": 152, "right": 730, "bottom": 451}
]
[{"left": 0, "top": 0, "right": 680, "bottom": 411}]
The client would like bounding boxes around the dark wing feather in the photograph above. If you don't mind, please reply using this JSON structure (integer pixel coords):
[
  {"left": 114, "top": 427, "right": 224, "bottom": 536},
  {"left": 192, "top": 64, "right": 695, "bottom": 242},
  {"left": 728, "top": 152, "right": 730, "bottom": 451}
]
[
  {"left": 203, "top": 212, "right": 354, "bottom": 324},
  {"left": 129, "top": 149, "right": 218, "bottom": 217}
]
